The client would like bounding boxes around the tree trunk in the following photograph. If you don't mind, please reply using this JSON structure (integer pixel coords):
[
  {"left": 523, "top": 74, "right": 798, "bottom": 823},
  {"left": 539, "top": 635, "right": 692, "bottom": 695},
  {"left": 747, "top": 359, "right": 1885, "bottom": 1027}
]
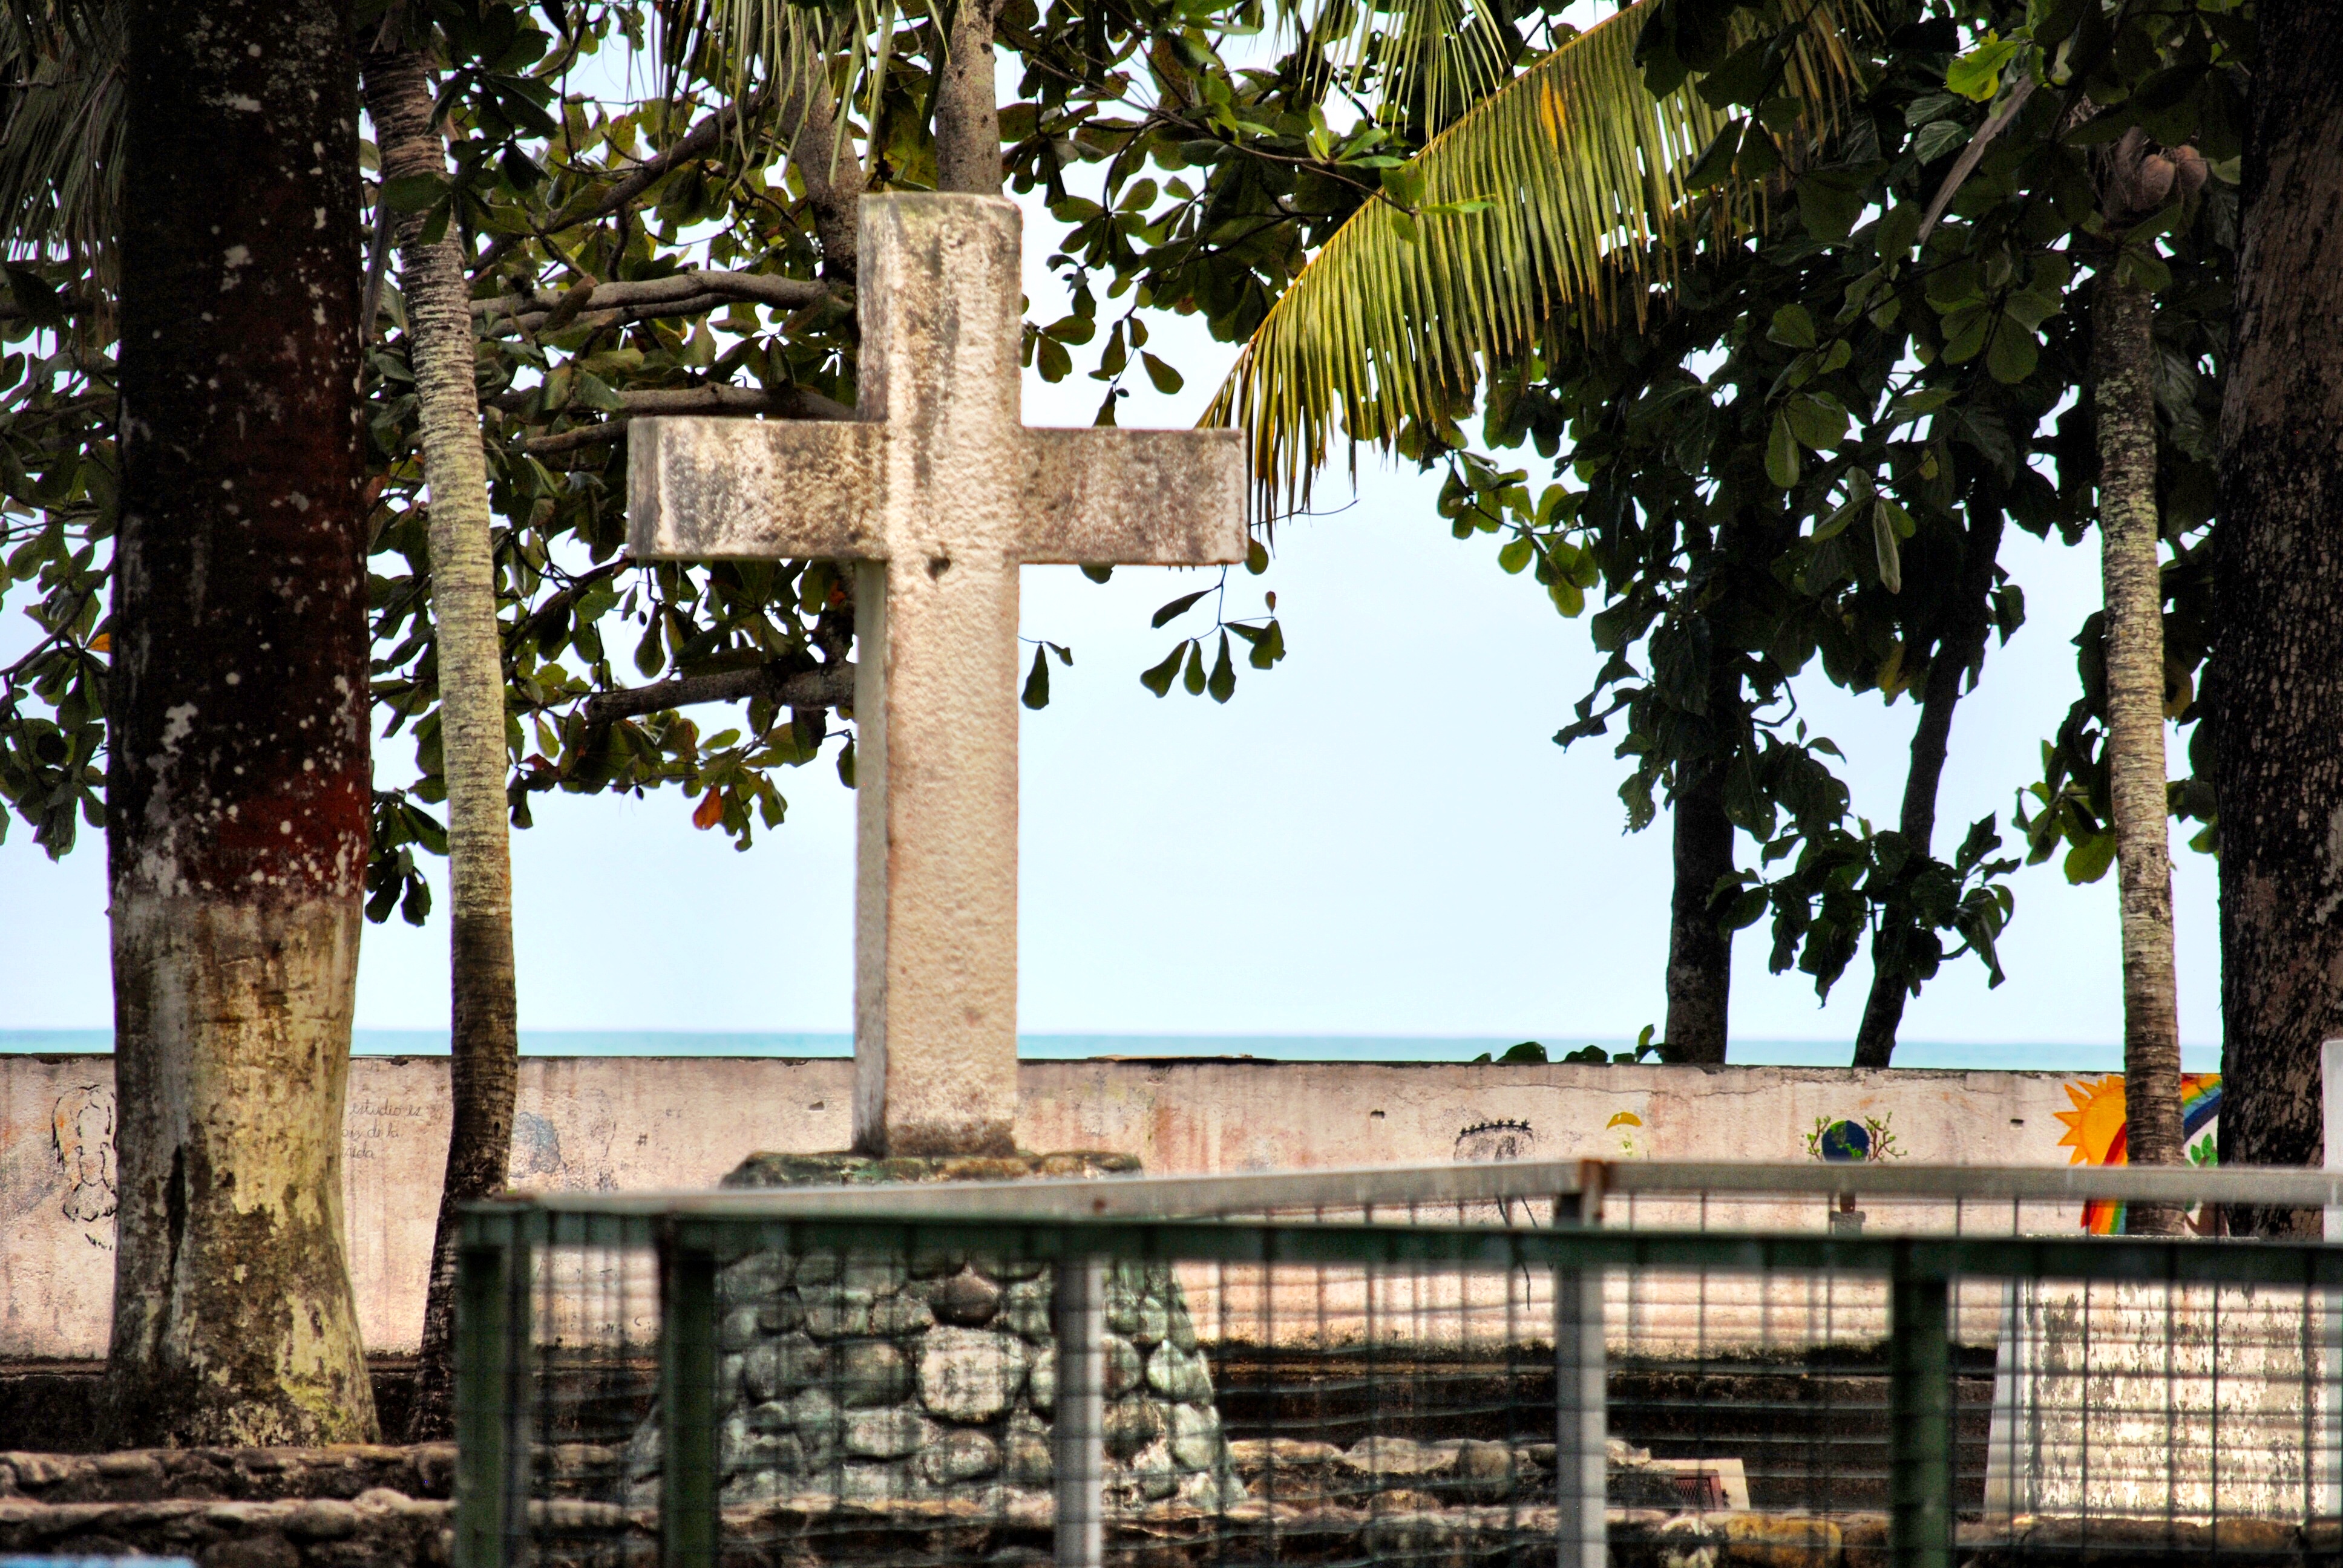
[
  {"left": 2095, "top": 270, "right": 2187, "bottom": 1217},
  {"left": 1851, "top": 508, "right": 2008, "bottom": 1068},
  {"left": 102, "top": 0, "right": 378, "bottom": 1446},
  {"left": 787, "top": 68, "right": 863, "bottom": 279},
  {"left": 933, "top": 0, "right": 1006, "bottom": 192},
  {"left": 362, "top": 45, "right": 521, "bottom": 1441},
  {"left": 2215, "top": 0, "right": 2343, "bottom": 1223},
  {"left": 1663, "top": 661, "right": 1740, "bottom": 1065}
]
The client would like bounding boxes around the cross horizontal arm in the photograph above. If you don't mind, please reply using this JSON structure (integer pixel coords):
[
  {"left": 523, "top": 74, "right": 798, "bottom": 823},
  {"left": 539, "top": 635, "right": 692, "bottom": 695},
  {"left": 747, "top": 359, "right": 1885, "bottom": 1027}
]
[
  {"left": 629, "top": 416, "right": 887, "bottom": 561},
  {"left": 1016, "top": 428, "right": 1248, "bottom": 565}
]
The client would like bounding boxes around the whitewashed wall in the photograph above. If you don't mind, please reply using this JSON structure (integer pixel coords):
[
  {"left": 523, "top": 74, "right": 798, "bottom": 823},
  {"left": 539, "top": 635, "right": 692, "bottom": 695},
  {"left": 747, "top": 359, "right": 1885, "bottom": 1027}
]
[{"left": 0, "top": 1055, "right": 2115, "bottom": 1358}]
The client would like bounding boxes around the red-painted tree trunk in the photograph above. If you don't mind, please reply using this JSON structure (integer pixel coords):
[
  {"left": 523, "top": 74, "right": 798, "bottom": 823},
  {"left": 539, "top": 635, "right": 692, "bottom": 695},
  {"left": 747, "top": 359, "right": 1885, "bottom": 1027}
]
[{"left": 101, "top": 0, "right": 379, "bottom": 1445}]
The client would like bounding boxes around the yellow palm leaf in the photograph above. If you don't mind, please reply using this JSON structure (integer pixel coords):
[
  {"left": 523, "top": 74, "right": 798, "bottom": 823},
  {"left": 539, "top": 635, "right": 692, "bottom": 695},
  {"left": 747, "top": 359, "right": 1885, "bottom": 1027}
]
[{"left": 1207, "top": 0, "right": 1861, "bottom": 517}]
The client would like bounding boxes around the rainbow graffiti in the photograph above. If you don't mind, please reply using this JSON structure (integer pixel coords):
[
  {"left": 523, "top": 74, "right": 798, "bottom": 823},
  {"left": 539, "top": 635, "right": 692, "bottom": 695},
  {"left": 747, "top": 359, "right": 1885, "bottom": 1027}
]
[{"left": 2055, "top": 1073, "right": 2221, "bottom": 1234}]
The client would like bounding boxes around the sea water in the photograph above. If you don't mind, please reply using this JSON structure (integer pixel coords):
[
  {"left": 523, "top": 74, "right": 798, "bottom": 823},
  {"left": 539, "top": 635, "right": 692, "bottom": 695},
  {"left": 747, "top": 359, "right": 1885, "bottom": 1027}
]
[{"left": 0, "top": 1028, "right": 2219, "bottom": 1071}]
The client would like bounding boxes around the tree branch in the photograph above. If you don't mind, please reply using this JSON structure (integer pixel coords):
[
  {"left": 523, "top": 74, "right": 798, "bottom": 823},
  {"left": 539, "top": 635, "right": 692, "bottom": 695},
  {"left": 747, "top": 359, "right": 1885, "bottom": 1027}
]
[
  {"left": 476, "top": 95, "right": 769, "bottom": 276},
  {"left": 782, "top": 71, "right": 862, "bottom": 282},
  {"left": 508, "top": 383, "right": 854, "bottom": 456},
  {"left": 475, "top": 268, "right": 834, "bottom": 336},
  {"left": 1916, "top": 79, "right": 2038, "bottom": 244},
  {"left": 580, "top": 659, "right": 854, "bottom": 727}
]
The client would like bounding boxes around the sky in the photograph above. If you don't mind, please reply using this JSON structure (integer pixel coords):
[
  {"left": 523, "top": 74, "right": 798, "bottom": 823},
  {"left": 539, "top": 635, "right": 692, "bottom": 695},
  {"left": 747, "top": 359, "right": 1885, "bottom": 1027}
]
[{"left": 0, "top": 39, "right": 2227, "bottom": 1065}]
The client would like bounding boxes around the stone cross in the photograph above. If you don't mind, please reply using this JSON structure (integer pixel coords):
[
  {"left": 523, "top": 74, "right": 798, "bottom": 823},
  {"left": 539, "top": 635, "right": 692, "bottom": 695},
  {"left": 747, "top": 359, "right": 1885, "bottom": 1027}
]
[{"left": 629, "top": 194, "right": 1245, "bottom": 1158}]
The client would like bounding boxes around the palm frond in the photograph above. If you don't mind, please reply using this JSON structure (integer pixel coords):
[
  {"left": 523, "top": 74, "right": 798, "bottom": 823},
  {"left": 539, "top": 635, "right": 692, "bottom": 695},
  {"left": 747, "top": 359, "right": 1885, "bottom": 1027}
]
[
  {"left": 1208, "top": 0, "right": 1863, "bottom": 517},
  {"left": 659, "top": 0, "right": 923, "bottom": 180},
  {"left": 1286, "top": 0, "right": 1532, "bottom": 142},
  {"left": 0, "top": 0, "right": 125, "bottom": 277}
]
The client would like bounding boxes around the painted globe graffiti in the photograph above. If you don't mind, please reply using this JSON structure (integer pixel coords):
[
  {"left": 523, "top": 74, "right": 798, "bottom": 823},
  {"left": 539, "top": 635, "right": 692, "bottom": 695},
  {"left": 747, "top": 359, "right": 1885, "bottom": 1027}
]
[{"left": 1817, "top": 1119, "right": 1872, "bottom": 1162}]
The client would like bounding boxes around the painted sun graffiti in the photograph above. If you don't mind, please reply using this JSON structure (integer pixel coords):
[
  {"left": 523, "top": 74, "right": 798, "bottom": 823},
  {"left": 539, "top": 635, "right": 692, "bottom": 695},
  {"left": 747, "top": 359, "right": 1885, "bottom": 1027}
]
[{"left": 2054, "top": 1072, "right": 2222, "bottom": 1233}]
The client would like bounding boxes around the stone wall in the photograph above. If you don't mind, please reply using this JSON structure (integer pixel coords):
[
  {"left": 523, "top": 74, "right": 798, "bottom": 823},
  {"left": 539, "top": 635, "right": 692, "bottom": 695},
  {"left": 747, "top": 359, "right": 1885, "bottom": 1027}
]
[{"left": 1, "top": 1054, "right": 2126, "bottom": 1359}]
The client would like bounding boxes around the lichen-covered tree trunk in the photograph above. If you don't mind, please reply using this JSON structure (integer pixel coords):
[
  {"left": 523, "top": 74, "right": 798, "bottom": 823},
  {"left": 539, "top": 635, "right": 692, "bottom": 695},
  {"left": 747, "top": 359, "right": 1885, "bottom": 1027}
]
[
  {"left": 2095, "top": 272, "right": 2186, "bottom": 1215},
  {"left": 1663, "top": 662, "right": 1740, "bottom": 1065},
  {"left": 1851, "top": 510, "right": 2007, "bottom": 1068},
  {"left": 2215, "top": 0, "right": 2343, "bottom": 1217},
  {"left": 362, "top": 45, "right": 519, "bottom": 1441},
  {"left": 102, "top": 0, "right": 378, "bottom": 1446}
]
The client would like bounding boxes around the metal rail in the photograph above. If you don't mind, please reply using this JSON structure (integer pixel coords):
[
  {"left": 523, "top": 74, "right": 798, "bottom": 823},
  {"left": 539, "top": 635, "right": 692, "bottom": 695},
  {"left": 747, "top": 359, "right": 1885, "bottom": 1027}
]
[
  {"left": 461, "top": 1206, "right": 2343, "bottom": 1287},
  {"left": 480, "top": 1157, "right": 2343, "bottom": 1221},
  {"left": 456, "top": 1192, "right": 2343, "bottom": 1568}
]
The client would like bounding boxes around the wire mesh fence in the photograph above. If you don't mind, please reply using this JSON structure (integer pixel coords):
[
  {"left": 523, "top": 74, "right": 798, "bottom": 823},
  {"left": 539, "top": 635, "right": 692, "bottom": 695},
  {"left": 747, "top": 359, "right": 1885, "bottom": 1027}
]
[{"left": 456, "top": 1162, "right": 2343, "bottom": 1568}]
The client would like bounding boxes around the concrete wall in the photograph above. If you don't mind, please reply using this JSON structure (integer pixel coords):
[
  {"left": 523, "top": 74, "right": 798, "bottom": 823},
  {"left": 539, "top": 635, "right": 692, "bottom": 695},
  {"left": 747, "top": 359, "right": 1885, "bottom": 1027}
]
[{"left": 0, "top": 1054, "right": 2124, "bottom": 1359}]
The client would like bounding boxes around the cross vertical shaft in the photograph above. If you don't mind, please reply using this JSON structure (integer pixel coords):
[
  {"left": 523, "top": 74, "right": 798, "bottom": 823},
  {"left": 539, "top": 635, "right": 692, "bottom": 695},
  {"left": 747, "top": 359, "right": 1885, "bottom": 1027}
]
[{"left": 852, "top": 199, "right": 1026, "bottom": 1155}]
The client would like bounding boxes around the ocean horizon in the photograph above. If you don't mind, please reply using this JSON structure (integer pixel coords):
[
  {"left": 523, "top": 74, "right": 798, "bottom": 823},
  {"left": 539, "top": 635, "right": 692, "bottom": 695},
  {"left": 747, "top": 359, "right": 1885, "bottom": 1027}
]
[{"left": 0, "top": 1028, "right": 2221, "bottom": 1072}]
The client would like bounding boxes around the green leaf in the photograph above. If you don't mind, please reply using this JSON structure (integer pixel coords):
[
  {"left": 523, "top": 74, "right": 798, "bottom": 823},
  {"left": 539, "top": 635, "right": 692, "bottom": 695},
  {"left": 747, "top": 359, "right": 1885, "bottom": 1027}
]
[
  {"left": 1021, "top": 644, "right": 1050, "bottom": 709},
  {"left": 1245, "top": 537, "right": 1270, "bottom": 575},
  {"left": 1141, "top": 352, "right": 1184, "bottom": 394},
  {"left": 1946, "top": 34, "right": 2020, "bottom": 102},
  {"left": 1207, "top": 631, "right": 1236, "bottom": 702},
  {"left": 574, "top": 372, "right": 625, "bottom": 411},
  {"left": 1766, "top": 412, "right": 1801, "bottom": 488},
  {"left": 383, "top": 173, "right": 449, "bottom": 214},
  {"left": 1784, "top": 392, "right": 1848, "bottom": 451},
  {"left": 1497, "top": 536, "right": 1535, "bottom": 574},
  {"left": 1248, "top": 619, "right": 1283, "bottom": 669},
  {"left": 1380, "top": 162, "right": 1427, "bottom": 211},
  {"left": 1910, "top": 119, "right": 1968, "bottom": 164},
  {"left": 1080, "top": 563, "right": 1114, "bottom": 583},
  {"left": 1140, "top": 643, "right": 1186, "bottom": 697},
  {"left": 1152, "top": 590, "right": 1210, "bottom": 628},
  {"left": 1984, "top": 319, "right": 2039, "bottom": 384},
  {"left": 1813, "top": 495, "right": 1864, "bottom": 543},
  {"left": 1768, "top": 303, "right": 1817, "bottom": 349},
  {"left": 1872, "top": 500, "right": 1905, "bottom": 593},
  {"left": 1795, "top": 168, "right": 1870, "bottom": 243},
  {"left": 1685, "top": 119, "right": 1745, "bottom": 192},
  {"left": 2063, "top": 832, "right": 2115, "bottom": 884},
  {"left": 1181, "top": 641, "right": 1207, "bottom": 695}
]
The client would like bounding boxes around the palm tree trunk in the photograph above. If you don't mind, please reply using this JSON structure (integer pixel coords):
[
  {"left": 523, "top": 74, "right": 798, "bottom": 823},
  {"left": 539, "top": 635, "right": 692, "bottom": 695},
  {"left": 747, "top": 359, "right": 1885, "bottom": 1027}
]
[
  {"left": 362, "top": 45, "right": 519, "bottom": 1439},
  {"left": 2216, "top": 0, "right": 2343, "bottom": 1231},
  {"left": 102, "top": 0, "right": 378, "bottom": 1446},
  {"left": 1663, "top": 661, "right": 1739, "bottom": 1065},
  {"left": 2094, "top": 270, "right": 2186, "bottom": 1220},
  {"left": 1851, "top": 509, "right": 2007, "bottom": 1068}
]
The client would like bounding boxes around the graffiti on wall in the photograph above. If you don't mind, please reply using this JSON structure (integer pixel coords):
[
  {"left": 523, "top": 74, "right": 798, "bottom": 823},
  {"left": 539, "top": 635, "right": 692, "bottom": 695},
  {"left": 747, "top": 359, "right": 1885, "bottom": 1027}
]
[
  {"left": 2055, "top": 1071, "right": 2222, "bottom": 1233},
  {"left": 1805, "top": 1112, "right": 1905, "bottom": 1163}
]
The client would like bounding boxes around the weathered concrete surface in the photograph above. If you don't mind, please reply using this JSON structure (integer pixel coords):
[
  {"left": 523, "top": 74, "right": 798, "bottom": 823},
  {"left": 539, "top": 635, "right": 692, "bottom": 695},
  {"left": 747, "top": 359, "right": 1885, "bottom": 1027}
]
[
  {"left": 2, "top": 1054, "right": 2117, "bottom": 1361},
  {"left": 628, "top": 194, "right": 1244, "bottom": 1158},
  {"left": 1984, "top": 1279, "right": 2331, "bottom": 1518}
]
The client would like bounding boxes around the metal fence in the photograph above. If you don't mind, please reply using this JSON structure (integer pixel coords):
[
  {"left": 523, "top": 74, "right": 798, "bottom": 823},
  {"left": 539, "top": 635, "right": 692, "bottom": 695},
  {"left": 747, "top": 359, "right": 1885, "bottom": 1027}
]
[{"left": 455, "top": 1161, "right": 2343, "bottom": 1568}]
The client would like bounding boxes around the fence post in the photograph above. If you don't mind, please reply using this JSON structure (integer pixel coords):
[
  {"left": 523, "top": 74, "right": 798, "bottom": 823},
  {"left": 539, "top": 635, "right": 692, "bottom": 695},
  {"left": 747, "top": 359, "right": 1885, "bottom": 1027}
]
[
  {"left": 455, "top": 1225, "right": 522, "bottom": 1568},
  {"left": 1889, "top": 1261, "right": 1954, "bottom": 1568},
  {"left": 1554, "top": 1188, "right": 1607, "bottom": 1568},
  {"left": 1054, "top": 1255, "right": 1106, "bottom": 1568},
  {"left": 661, "top": 1233, "right": 719, "bottom": 1568}
]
